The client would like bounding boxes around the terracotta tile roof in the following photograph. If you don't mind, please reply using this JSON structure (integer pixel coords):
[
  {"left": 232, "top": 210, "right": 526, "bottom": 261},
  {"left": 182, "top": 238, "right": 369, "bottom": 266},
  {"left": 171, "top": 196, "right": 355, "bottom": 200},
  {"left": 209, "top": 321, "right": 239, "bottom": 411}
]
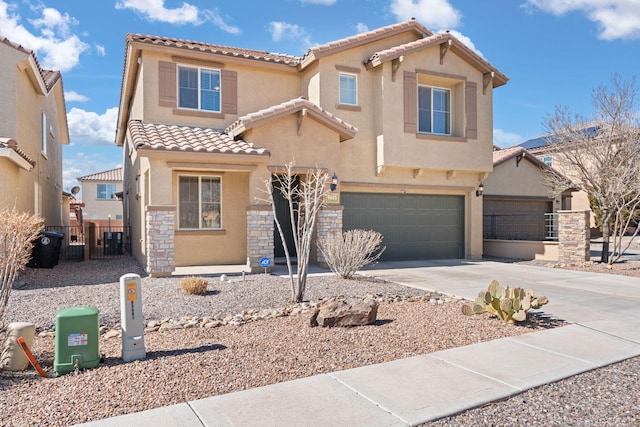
[
  {"left": 225, "top": 97, "right": 358, "bottom": 141},
  {"left": 128, "top": 121, "right": 269, "bottom": 156},
  {"left": 301, "top": 19, "right": 431, "bottom": 67},
  {"left": 78, "top": 167, "right": 123, "bottom": 182},
  {"left": 0, "top": 37, "right": 61, "bottom": 91},
  {"left": 126, "top": 34, "right": 300, "bottom": 67},
  {"left": 0, "top": 137, "right": 36, "bottom": 168},
  {"left": 365, "top": 32, "right": 508, "bottom": 87},
  {"left": 493, "top": 146, "right": 527, "bottom": 166}
]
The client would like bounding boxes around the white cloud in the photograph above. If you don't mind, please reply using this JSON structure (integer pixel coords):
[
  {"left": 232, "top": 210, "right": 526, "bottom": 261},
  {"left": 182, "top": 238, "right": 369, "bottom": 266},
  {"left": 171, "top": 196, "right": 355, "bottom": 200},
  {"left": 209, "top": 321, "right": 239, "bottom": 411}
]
[
  {"left": 526, "top": 0, "right": 640, "bottom": 40},
  {"left": 65, "top": 91, "right": 89, "bottom": 102},
  {"left": 0, "top": 1, "right": 89, "bottom": 72},
  {"left": 62, "top": 154, "right": 122, "bottom": 195},
  {"left": 67, "top": 107, "right": 119, "bottom": 147},
  {"left": 269, "top": 21, "right": 313, "bottom": 49},
  {"left": 443, "top": 29, "right": 484, "bottom": 58},
  {"left": 300, "top": 0, "right": 336, "bottom": 4},
  {"left": 115, "top": 0, "right": 241, "bottom": 34},
  {"left": 95, "top": 44, "right": 106, "bottom": 56},
  {"left": 493, "top": 128, "right": 524, "bottom": 148},
  {"left": 356, "top": 22, "right": 369, "bottom": 33},
  {"left": 390, "top": 0, "right": 461, "bottom": 30}
]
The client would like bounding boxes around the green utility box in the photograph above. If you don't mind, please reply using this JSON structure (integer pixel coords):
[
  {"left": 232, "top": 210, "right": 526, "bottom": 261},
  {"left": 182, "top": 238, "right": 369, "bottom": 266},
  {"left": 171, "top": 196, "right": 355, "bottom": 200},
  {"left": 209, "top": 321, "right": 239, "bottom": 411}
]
[{"left": 54, "top": 306, "right": 100, "bottom": 376}]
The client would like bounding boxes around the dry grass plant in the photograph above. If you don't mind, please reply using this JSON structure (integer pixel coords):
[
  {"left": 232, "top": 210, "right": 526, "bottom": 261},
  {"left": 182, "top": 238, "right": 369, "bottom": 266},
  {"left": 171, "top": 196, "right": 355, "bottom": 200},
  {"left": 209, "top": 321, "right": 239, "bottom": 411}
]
[
  {"left": 180, "top": 277, "right": 209, "bottom": 295},
  {"left": 0, "top": 208, "right": 43, "bottom": 322},
  {"left": 318, "top": 229, "right": 386, "bottom": 279}
]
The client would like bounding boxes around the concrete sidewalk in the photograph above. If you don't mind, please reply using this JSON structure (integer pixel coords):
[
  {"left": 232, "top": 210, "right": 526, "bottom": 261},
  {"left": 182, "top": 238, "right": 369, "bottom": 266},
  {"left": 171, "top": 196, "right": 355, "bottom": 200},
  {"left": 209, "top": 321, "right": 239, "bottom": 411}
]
[{"left": 77, "top": 260, "right": 640, "bottom": 427}]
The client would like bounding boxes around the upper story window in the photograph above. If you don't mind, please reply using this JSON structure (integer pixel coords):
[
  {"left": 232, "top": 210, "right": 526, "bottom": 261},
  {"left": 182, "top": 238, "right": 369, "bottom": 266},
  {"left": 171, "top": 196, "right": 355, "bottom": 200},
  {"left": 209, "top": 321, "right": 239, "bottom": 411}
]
[
  {"left": 97, "top": 184, "right": 117, "bottom": 200},
  {"left": 339, "top": 72, "right": 357, "bottom": 105},
  {"left": 41, "top": 112, "right": 47, "bottom": 156},
  {"left": 178, "top": 175, "right": 221, "bottom": 229},
  {"left": 178, "top": 66, "right": 221, "bottom": 112},
  {"left": 418, "top": 86, "right": 451, "bottom": 135},
  {"left": 542, "top": 156, "right": 553, "bottom": 166}
]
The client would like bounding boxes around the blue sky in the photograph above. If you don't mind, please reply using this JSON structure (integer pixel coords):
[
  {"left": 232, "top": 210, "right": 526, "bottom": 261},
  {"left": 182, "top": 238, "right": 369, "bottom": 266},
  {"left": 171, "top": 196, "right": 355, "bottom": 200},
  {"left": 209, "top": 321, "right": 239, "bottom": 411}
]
[{"left": 1, "top": 0, "right": 639, "bottom": 194}]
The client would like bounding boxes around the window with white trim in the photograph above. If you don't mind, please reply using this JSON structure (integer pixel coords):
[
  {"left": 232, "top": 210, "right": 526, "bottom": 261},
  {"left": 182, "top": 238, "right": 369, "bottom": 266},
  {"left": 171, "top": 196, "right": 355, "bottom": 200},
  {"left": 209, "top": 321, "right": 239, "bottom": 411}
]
[
  {"left": 418, "top": 86, "right": 451, "bottom": 135},
  {"left": 178, "top": 66, "right": 221, "bottom": 112},
  {"left": 97, "top": 184, "right": 117, "bottom": 200},
  {"left": 41, "top": 112, "right": 47, "bottom": 155},
  {"left": 339, "top": 72, "right": 357, "bottom": 105},
  {"left": 178, "top": 175, "right": 221, "bottom": 229}
]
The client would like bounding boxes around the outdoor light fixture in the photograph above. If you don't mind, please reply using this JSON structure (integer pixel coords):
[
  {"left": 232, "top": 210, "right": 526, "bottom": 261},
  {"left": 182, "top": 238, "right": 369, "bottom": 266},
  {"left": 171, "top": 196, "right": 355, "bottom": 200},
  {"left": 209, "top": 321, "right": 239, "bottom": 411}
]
[
  {"left": 330, "top": 173, "right": 338, "bottom": 191},
  {"left": 476, "top": 183, "right": 484, "bottom": 197}
]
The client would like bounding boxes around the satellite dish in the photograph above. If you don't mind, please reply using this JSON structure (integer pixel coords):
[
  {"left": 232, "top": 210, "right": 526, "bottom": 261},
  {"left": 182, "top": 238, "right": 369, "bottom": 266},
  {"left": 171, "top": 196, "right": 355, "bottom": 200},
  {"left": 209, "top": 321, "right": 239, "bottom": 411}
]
[{"left": 71, "top": 186, "right": 80, "bottom": 195}]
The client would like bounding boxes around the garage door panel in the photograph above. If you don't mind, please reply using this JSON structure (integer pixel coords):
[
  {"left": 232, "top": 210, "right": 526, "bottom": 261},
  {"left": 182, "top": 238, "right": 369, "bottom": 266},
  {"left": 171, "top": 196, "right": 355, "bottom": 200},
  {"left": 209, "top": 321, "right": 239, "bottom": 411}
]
[{"left": 342, "top": 193, "right": 464, "bottom": 261}]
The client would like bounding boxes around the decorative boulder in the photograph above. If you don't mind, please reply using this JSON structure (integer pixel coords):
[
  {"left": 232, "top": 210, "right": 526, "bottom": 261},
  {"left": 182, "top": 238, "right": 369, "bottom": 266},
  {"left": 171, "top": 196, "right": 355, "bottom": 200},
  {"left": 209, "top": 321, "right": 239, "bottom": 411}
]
[{"left": 310, "top": 297, "right": 378, "bottom": 327}]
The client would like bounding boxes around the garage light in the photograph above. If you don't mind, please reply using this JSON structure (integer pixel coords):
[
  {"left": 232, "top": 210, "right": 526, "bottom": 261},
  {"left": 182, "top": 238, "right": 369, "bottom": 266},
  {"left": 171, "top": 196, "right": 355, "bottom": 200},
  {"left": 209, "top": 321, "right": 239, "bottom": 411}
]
[
  {"left": 476, "top": 183, "right": 484, "bottom": 197},
  {"left": 330, "top": 173, "right": 338, "bottom": 192}
]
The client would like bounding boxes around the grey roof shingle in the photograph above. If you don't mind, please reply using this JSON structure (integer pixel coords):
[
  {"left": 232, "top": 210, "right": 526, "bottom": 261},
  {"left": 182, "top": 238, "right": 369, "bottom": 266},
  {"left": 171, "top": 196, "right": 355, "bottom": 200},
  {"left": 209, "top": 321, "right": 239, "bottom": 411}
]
[{"left": 78, "top": 167, "right": 123, "bottom": 182}]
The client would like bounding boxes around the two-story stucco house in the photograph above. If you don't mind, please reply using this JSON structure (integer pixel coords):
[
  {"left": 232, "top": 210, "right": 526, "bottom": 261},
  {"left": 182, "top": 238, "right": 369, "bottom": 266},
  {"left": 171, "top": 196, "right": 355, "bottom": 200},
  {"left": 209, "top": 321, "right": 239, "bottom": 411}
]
[
  {"left": 77, "top": 167, "right": 124, "bottom": 222},
  {"left": 0, "top": 37, "right": 69, "bottom": 225},
  {"left": 115, "top": 19, "right": 508, "bottom": 276}
]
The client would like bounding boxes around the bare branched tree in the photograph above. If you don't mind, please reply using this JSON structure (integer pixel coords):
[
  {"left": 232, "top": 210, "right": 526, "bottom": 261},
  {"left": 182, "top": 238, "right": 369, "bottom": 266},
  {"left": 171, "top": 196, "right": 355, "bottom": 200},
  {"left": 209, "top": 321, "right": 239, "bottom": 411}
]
[
  {"left": 542, "top": 74, "right": 640, "bottom": 264},
  {"left": 318, "top": 229, "right": 385, "bottom": 279},
  {"left": 1, "top": 208, "right": 44, "bottom": 322},
  {"left": 258, "top": 162, "right": 330, "bottom": 303}
]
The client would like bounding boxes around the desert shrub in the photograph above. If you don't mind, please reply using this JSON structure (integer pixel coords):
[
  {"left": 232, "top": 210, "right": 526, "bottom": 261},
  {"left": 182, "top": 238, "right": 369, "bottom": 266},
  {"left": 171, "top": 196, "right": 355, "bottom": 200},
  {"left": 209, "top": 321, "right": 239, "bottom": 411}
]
[
  {"left": 461, "top": 280, "right": 549, "bottom": 324},
  {"left": 1, "top": 208, "right": 44, "bottom": 321},
  {"left": 317, "top": 229, "right": 385, "bottom": 279},
  {"left": 181, "top": 277, "right": 209, "bottom": 295}
]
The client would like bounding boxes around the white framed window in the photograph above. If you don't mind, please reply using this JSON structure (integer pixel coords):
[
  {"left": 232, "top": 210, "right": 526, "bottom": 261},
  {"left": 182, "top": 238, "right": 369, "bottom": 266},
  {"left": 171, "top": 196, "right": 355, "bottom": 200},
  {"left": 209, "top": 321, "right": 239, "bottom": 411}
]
[
  {"left": 542, "top": 156, "right": 553, "bottom": 166},
  {"left": 178, "top": 175, "right": 221, "bottom": 229},
  {"left": 41, "top": 112, "right": 47, "bottom": 156},
  {"left": 178, "top": 66, "right": 221, "bottom": 112},
  {"left": 97, "top": 183, "right": 117, "bottom": 200},
  {"left": 418, "top": 85, "right": 451, "bottom": 135},
  {"left": 339, "top": 72, "right": 357, "bottom": 105}
]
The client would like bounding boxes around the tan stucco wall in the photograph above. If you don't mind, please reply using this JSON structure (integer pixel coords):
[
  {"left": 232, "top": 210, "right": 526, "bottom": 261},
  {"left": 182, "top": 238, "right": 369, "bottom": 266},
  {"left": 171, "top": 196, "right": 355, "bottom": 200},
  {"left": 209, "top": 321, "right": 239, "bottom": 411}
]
[
  {"left": 173, "top": 172, "right": 250, "bottom": 266},
  {"left": 80, "top": 181, "right": 124, "bottom": 220},
  {"left": 483, "top": 239, "right": 559, "bottom": 261},
  {"left": 484, "top": 157, "right": 554, "bottom": 199},
  {"left": 0, "top": 43, "right": 67, "bottom": 225}
]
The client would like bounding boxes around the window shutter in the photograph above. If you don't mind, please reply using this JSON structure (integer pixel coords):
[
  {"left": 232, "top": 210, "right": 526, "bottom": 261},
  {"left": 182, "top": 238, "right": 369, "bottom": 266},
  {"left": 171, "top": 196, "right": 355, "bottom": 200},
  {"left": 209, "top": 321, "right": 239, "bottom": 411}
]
[
  {"left": 158, "top": 61, "right": 176, "bottom": 107},
  {"left": 465, "top": 81, "right": 477, "bottom": 139},
  {"left": 403, "top": 71, "right": 417, "bottom": 133},
  {"left": 221, "top": 70, "right": 237, "bottom": 115}
]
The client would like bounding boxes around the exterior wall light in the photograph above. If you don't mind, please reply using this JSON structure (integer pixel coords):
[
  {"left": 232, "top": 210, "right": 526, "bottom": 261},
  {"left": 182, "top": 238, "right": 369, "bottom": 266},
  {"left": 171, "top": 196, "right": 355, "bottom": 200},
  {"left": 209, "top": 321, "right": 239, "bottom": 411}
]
[
  {"left": 330, "top": 173, "right": 338, "bottom": 192},
  {"left": 476, "top": 183, "right": 484, "bottom": 197}
]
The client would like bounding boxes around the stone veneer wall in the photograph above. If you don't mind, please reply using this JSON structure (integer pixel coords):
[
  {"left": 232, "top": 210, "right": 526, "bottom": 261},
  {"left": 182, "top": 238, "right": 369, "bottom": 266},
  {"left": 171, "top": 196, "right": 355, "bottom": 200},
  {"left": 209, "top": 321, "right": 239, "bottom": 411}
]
[
  {"left": 316, "top": 206, "right": 343, "bottom": 266},
  {"left": 558, "top": 210, "right": 590, "bottom": 264},
  {"left": 145, "top": 205, "right": 175, "bottom": 277},
  {"left": 247, "top": 205, "right": 274, "bottom": 272}
]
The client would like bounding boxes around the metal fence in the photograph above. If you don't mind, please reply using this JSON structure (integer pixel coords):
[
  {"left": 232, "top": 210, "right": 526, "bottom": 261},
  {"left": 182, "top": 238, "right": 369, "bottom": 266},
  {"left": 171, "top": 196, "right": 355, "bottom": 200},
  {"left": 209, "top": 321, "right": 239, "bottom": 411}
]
[
  {"left": 483, "top": 213, "right": 558, "bottom": 241},
  {"left": 44, "top": 225, "right": 132, "bottom": 261}
]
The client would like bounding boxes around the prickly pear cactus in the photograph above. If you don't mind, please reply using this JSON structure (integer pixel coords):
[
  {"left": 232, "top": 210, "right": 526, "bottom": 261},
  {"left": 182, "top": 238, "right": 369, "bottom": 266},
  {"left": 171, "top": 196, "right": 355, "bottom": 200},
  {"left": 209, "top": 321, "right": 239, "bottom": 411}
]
[{"left": 461, "top": 280, "right": 549, "bottom": 324}]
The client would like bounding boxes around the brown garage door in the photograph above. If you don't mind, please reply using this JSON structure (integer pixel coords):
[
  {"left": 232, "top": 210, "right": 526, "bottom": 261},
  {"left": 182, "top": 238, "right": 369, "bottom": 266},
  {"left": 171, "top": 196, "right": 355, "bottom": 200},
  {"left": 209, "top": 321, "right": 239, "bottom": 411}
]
[{"left": 341, "top": 193, "right": 464, "bottom": 261}]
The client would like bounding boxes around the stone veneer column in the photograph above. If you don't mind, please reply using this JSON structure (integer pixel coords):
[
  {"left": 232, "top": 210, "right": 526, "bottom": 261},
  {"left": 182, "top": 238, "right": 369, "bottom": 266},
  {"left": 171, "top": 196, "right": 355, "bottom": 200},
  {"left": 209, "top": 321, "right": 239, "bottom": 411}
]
[
  {"left": 558, "top": 210, "right": 590, "bottom": 264},
  {"left": 145, "top": 205, "right": 175, "bottom": 277},
  {"left": 316, "top": 206, "right": 344, "bottom": 266},
  {"left": 247, "top": 205, "right": 274, "bottom": 272}
]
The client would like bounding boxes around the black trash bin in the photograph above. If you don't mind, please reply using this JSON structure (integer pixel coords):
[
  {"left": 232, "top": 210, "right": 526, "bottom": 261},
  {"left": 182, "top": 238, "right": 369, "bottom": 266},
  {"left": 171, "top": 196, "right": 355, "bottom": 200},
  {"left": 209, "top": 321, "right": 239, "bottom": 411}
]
[
  {"left": 103, "top": 232, "right": 123, "bottom": 255},
  {"left": 28, "top": 231, "right": 64, "bottom": 268}
]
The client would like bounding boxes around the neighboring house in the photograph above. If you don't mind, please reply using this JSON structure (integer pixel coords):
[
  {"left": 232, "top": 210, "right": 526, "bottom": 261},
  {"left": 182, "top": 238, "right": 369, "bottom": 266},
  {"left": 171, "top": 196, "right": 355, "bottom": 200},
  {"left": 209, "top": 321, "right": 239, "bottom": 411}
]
[
  {"left": 0, "top": 37, "right": 69, "bottom": 225},
  {"left": 517, "top": 124, "right": 600, "bottom": 232},
  {"left": 77, "top": 167, "right": 124, "bottom": 221},
  {"left": 115, "top": 19, "right": 508, "bottom": 276},
  {"left": 482, "top": 146, "right": 575, "bottom": 260}
]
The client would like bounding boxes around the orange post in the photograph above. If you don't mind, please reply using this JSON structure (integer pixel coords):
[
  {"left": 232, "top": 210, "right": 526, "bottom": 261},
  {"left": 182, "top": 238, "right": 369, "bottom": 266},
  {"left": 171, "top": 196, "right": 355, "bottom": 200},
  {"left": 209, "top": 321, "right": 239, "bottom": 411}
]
[{"left": 17, "top": 337, "right": 47, "bottom": 378}]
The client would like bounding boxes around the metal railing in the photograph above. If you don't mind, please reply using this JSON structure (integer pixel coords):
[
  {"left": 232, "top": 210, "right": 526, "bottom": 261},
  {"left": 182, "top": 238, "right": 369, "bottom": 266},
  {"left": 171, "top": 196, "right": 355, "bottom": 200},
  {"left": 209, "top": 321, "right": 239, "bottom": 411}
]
[
  {"left": 44, "top": 225, "right": 132, "bottom": 261},
  {"left": 483, "top": 213, "right": 558, "bottom": 241}
]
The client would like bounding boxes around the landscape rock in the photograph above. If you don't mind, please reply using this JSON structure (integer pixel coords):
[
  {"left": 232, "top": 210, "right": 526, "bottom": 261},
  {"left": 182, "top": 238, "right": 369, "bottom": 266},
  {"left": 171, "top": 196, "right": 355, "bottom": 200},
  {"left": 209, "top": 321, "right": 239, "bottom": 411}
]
[{"left": 311, "top": 297, "right": 379, "bottom": 327}]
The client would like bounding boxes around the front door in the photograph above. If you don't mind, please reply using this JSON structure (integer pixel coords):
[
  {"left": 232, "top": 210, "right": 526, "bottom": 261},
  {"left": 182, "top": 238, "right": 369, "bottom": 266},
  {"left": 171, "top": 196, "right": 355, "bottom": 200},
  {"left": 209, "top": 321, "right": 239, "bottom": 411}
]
[{"left": 272, "top": 175, "right": 299, "bottom": 259}]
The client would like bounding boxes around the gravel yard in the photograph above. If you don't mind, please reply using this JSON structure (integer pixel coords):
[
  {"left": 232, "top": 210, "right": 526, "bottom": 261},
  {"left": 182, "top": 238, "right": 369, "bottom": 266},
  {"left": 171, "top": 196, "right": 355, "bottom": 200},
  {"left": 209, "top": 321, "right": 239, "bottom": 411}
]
[{"left": 0, "top": 256, "right": 638, "bottom": 426}]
